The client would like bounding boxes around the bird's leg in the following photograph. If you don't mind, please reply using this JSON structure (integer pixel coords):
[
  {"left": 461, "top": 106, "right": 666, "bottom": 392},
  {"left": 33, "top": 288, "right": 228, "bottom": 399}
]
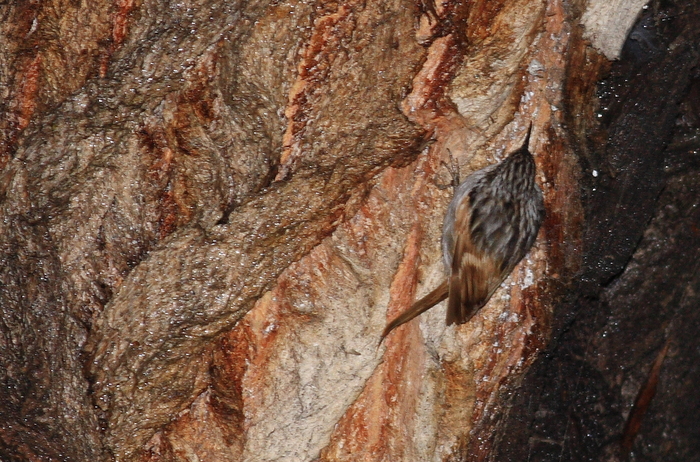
[{"left": 436, "top": 148, "right": 461, "bottom": 191}]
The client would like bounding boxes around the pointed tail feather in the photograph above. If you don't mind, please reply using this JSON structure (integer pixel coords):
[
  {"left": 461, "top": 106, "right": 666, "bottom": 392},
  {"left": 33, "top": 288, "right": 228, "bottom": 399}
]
[{"left": 380, "top": 280, "right": 449, "bottom": 342}]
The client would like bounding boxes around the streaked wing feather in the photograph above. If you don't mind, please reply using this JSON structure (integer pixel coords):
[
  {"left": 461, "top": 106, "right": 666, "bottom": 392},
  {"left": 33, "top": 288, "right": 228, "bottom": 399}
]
[{"left": 446, "top": 196, "right": 502, "bottom": 325}]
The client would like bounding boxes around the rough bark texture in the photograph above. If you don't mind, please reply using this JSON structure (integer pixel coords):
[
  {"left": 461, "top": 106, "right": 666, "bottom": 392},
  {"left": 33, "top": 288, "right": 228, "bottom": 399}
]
[
  {"left": 496, "top": 1, "right": 700, "bottom": 461},
  {"left": 0, "top": 0, "right": 696, "bottom": 461}
]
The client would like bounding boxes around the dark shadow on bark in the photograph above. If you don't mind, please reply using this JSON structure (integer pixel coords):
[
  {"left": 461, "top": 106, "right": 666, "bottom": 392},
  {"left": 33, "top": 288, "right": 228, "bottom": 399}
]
[{"left": 495, "top": 1, "right": 700, "bottom": 461}]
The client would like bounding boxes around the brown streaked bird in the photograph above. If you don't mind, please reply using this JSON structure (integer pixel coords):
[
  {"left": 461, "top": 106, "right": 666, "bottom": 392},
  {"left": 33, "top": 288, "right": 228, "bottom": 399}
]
[{"left": 381, "top": 124, "right": 545, "bottom": 340}]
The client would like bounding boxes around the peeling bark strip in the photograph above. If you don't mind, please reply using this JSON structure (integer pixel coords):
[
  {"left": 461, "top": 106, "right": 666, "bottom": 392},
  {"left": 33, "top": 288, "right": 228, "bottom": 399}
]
[
  {"left": 370, "top": 0, "right": 580, "bottom": 459},
  {"left": 620, "top": 339, "right": 671, "bottom": 457},
  {"left": 279, "top": 0, "right": 358, "bottom": 181}
]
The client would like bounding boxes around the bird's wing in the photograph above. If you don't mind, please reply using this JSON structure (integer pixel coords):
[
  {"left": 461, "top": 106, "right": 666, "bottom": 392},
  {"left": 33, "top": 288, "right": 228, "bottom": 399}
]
[{"left": 446, "top": 197, "right": 502, "bottom": 325}]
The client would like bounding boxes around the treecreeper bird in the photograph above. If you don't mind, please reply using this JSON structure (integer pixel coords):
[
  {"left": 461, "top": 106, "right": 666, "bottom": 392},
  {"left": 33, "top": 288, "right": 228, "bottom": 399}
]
[{"left": 381, "top": 124, "right": 545, "bottom": 340}]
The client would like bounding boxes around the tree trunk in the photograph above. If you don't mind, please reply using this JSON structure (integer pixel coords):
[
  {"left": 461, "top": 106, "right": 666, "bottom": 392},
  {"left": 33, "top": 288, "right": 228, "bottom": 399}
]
[{"left": 0, "top": 0, "right": 697, "bottom": 461}]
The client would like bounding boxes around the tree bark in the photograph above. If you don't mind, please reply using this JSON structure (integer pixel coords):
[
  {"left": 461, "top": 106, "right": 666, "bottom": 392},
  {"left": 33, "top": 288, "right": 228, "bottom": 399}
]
[{"left": 0, "top": 0, "right": 697, "bottom": 461}]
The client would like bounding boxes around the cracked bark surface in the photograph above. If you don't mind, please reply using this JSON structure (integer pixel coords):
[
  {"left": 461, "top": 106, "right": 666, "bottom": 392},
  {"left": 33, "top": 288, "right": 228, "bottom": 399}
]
[
  {"left": 0, "top": 0, "right": 696, "bottom": 461},
  {"left": 497, "top": 1, "right": 700, "bottom": 460}
]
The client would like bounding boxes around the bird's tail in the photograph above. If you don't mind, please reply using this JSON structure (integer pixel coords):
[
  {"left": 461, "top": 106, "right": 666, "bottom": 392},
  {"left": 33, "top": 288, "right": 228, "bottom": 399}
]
[{"left": 380, "top": 280, "right": 449, "bottom": 342}]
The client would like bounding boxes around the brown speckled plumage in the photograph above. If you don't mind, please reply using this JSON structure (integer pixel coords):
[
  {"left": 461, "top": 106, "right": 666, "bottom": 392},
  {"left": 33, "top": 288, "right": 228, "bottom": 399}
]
[{"left": 381, "top": 125, "right": 544, "bottom": 339}]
